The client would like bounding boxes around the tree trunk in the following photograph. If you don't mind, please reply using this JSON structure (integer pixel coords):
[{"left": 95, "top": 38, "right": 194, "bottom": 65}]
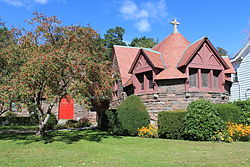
[{"left": 36, "top": 113, "right": 51, "bottom": 136}]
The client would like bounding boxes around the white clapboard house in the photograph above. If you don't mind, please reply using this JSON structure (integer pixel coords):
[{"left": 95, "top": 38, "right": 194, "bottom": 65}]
[{"left": 231, "top": 40, "right": 250, "bottom": 101}]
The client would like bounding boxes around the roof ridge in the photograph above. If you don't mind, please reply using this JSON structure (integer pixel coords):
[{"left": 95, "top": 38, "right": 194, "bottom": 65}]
[
  {"left": 142, "top": 48, "right": 161, "bottom": 54},
  {"left": 231, "top": 39, "right": 250, "bottom": 62},
  {"left": 176, "top": 36, "right": 206, "bottom": 67}
]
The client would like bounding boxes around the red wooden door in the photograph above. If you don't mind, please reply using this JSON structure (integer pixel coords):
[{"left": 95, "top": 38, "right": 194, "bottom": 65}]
[{"left": 58, "top": 96, "right": 74, "bottom": 119}]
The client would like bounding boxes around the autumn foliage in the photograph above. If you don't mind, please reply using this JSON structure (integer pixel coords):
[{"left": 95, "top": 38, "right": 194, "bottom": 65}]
[{"left": 0, "top": 12, "right": 113, "bottom": 135}]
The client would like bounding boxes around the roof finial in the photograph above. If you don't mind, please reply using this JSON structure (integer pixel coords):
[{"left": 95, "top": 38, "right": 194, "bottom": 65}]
[{"left": 170, "top": 18, "right": 180, "bottom": 33}]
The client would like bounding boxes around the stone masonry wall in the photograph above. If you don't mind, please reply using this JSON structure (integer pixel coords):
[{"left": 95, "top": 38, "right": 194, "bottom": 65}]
[{"left": 138, "top": 79, "right": 229, "bottom": 125}]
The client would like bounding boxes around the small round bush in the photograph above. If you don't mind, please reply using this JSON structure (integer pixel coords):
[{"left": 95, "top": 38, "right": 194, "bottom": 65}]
[
  {"left": 214, "top": 103, "right": 241, "bottom": 123},
  {"left": 116, "top": 95, "right": 150, "bottom": 136},
  {"left": 184, "top": 99, "right": 223, "bottom": 141}
]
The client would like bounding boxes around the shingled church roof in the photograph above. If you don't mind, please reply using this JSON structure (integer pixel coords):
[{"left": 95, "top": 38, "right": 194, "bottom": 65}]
[{"left": 113, "top": 21, "right": 235, "bottom": 86}]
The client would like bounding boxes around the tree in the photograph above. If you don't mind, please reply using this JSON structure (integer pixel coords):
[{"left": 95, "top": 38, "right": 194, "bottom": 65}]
[
  {"left": 130, "top": 36, "right": 157, "bottom": 48},
  {"left": 0, "top": 21, "right": 21, "bottom": 116},
  {"left": 217, "top": 47, "right": 228, "bottom": 57},
  {"left": 0, "top": 12, "right": 113, "bottom": 135},
  {"left": 103, "top": 26, "right": 127, "bottom": 60}
]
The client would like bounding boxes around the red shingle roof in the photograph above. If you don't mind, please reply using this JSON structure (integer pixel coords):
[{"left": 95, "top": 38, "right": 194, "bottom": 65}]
[
  {"left": 113, "top": 33, "right": 235, "bottom": 86},
  {"left": 113, "top": 46, "right": 140, "bottom": 86},
  {"left": 177, "top": 38, "right": 204, "bottom": 67},
  {"left": 155, "top": 67, "right": 186, "bottom": 80},
  {"left": 143, "top": 49, "right": 165, "bottom": 69},
  {"left": 223, "top": 57, "right": 235, "bottom": 74},
  {"left": 152, "top": 33, "right": 190, "bottom": 79}
]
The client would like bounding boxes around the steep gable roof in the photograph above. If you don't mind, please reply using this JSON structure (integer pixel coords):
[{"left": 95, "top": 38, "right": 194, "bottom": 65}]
[
  {"left": 177, "top": 37, "right": 229, "bottom": 69},
  {"left": 113, "top": 45, "right": 139, "bottom": 86},
  {"left": 128, "top": 49, "right": 164, "bottom": 74},
  {"left": 152, "top": 33, "right": 190, "bottom": 79},
  {"left": 223, "top": 56, "right": 236, "bottom": 74}
]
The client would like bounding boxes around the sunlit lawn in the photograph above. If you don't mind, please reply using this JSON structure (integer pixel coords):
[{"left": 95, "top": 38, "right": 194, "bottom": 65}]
[{"left": 0, "top": 129, "right": 249, "bottom": 167}]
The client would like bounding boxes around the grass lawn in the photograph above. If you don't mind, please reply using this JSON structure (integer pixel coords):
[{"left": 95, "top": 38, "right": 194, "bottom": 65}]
[{"left": 0, "top": 129, "right": 249, "bottom": 167}]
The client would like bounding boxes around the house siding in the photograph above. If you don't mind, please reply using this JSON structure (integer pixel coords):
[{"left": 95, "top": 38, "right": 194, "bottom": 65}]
[{"left": 231, "top": 52, "right": 250, "bottom": 101}]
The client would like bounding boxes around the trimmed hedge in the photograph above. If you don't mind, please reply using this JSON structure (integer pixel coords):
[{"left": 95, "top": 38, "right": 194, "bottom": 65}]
[
  {"left": 116, "top": 95, "right": 150, "bottom": 136},
  {"left": 214, "top": 103, "right": 241, "bottom": 123},
  {"left": 0, "top": 115, "right": 38, "bottom": 126},
  {"left": 232, "top": 100, "right": 250, "bottom": 125},
  {"left": 158, "top": 110, "right": 187, "bottom": 139},
  {"left": 184, "top": 99, "right": 223, "bottom": 141}
]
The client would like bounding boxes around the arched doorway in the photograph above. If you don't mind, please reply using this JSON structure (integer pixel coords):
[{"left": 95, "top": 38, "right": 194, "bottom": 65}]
[{"left": 58, "top": 96, "right": 74, "bottom": 120}]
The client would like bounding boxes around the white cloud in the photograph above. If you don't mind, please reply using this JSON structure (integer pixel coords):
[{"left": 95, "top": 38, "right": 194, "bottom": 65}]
[
  {"left": 119, "top": 0, "right": 168, "bottom": 32},
  {"left": 0, "top": 0, "right": 64, "bottom": 7},
  {"left": 135, "top": 19, "right": 150, "bottom": 32},
  {"left": 34, "top": 0, "right": 48, "bottom": 4}
]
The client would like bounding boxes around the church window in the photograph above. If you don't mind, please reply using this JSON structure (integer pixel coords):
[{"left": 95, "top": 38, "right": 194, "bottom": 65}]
[
  {"left": 213, "top": 70, "right": 220, "bottom": 89},
  {"left": 189, "top": 68, "right": 221, "bottom": 90},
  {"left": 189, "top": 68, "right": 198, "bottom": 88},
  {"left": 146, "top": 71, "right": 153, "bottom": 89},
  {"left": 136, "top": 73, "right": 144, "bottom": 90},
  {"left": 201, "top": 69, "right": 210, "bottom": 88}
]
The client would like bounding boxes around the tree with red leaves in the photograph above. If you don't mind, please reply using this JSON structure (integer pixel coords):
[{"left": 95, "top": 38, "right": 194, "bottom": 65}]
[{"left": 0, "top": 12, "right": 113, "bottom": 135}]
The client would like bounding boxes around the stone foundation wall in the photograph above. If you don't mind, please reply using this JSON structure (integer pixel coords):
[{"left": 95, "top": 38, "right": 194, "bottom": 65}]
[
  {"left": 139, "top": 79, "right": 229, "bottom": 125},
  {"left": 9, "top": 103, "right": 97, "bottom": 125},
  {"left": 111, "top": 79, "right": 230, "bottom": 125}
]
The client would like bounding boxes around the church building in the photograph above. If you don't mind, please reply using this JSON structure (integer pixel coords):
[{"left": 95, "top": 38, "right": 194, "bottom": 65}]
[{"left": 111, "top": 19, "right": 235, "bottom": 123}]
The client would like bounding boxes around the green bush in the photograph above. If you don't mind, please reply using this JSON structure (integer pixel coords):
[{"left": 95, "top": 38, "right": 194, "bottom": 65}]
[
  {"left": 99, "top": 109, "right": 117, "bottom": 131},
  {"left": 232, "top": 100, "right": 250, "bottom": 125},
  {"left": 55, "top": 118, "right": 91, "bottom": 130},
  {"left": 0, "top": 112, "right": 38, "bottom": 126},
  {"left": 5, "top": 111, "right": 17, "bottom": 125},
  {"left": 116, "top": 95, "right": 150, "bottom": 136},
  {"left": 44, "top": 113, "right": 58, "bottom": 130},
  {"left": 184, "top": 99, "right": 223, "bottom": 141},
  {"left": 158, "top": 110, "right": 187, "bottom": 139},
  {"left": 214, "top": 103, "right": 241, "bottom": 123}
]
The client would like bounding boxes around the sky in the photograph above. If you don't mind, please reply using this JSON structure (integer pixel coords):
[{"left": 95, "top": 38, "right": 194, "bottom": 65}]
[{"left": 0, "top": 0, "right": 249, "bottom": 58}]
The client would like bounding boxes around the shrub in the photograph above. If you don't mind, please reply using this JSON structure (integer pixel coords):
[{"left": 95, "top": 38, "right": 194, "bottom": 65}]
[
  {"left": 116, "top": 95, "right": 150, "bottom": 136},
  {"left": 5, "top": 111, "right": 17, "bottom": 125},
  {"left": 184, "top": 99, "right": 223, "bottom": 141},
  {"left": 77, "top": 117, "right": 91, "bottom": 127},
  {"left": 55, "top": 118, "right": 91, "bottom": 129},
  {"left": 44, "top": 113, "right": 58, "bottom": 130},
  {"left": 99, "top": 109, "right": 117, "bottom": 131},
  {"left": 158, "top": 110, "right": 187, "bottom": 139},
  {"left": 232, "top": 100, "right": 250, "bottom": 125},
  {"left": 214, "top": 103, "right": 241, "bottom": 123},
  {"left": 138, "top": 124, "right": 158, "bottom": 138}
]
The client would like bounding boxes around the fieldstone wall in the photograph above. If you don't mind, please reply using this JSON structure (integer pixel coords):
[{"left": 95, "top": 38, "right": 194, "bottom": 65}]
[
  {"left": 111, "top": 79, "right": 230, "bottom": 125},
  {"left": 138, "top": 79, "right": 229, "bottom": 125},
  {"left": 9, "top": 102, "right": 97, "bottom": 125}
]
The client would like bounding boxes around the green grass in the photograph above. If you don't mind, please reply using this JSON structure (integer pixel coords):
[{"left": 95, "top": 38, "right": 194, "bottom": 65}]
[{"left": 0, "top": 129, "right": 249, "bottom": 167}]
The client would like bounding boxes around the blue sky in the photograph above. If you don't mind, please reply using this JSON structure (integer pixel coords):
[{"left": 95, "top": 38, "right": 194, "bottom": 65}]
[{"left": 0, "top": 0, "right": 249, "bottom": 57}]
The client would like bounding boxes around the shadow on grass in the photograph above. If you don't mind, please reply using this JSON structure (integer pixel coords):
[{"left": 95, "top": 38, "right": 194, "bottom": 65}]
[{"left": 0, "top": 129, "right": 122, "bottom": 145}]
